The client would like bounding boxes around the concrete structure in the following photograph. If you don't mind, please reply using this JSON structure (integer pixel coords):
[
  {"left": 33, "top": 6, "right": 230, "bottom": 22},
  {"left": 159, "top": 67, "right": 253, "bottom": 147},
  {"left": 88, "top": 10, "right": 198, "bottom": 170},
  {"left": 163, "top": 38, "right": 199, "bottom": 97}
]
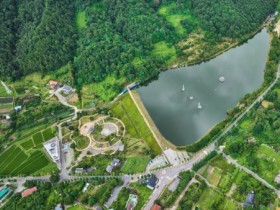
[
  {"left": 125, "top": 194, "right": 138, "bottom": 210},
  {"left": 21, "top": 186, "right": 37, "bottom": 198},
  {"left": 43, "top": 137, "right": 60, "bottom": 166},
  {"left": 106, "top": 158, "right": 120, "bottom": 173}
]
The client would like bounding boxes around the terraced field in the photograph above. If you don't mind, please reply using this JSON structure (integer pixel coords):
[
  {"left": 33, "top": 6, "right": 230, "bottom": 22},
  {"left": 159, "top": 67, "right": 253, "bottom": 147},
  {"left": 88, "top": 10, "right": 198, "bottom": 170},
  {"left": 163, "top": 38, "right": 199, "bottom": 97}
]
[{"left": 0, "top": 126, "right": 57, "bottom": 176}]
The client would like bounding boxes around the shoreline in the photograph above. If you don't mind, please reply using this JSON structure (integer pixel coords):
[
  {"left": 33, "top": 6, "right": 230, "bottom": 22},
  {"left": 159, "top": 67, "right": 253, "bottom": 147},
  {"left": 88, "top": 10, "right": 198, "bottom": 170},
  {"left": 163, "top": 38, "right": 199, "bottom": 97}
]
[{"left": 136, "top": 25, "right": 270, "bottom": 150}]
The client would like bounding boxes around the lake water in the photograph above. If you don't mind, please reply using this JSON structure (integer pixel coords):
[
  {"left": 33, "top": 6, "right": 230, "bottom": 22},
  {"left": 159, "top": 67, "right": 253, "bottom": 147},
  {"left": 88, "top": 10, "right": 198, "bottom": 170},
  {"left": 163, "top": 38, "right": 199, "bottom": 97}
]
[{"left": 137, "top": 29, "right": 270, "bottom": 146}]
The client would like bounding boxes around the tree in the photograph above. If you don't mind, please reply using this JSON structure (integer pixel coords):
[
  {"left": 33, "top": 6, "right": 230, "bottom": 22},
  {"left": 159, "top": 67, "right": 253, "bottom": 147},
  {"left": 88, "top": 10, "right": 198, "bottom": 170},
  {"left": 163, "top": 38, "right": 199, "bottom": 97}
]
[{"left": 50, "top": 173, "right": 60, "bottom": 183}]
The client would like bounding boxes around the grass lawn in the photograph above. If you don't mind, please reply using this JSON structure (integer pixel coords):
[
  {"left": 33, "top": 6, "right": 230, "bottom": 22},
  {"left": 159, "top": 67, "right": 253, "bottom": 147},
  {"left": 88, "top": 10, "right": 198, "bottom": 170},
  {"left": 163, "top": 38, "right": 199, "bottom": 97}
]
[
  {"left": 74, "top": 136, "right": 90, "bottom": 150},
  {"left": 197, "top": 187, "right": 222, "bottom": 209},
  {"left": 130, "top": 183, "right": 153, "bottom": 210},
  {"left": 111, "top": 94, "right": 161, "bottom": 155},
  {"left": 158, "top": 2, "right": 195, "bottom": 35},
  {"left": 82, "top": 75, "right": 124, "bottom": 102},
  {"left": 207, "top": 167, "right": 222, "bottom": 187},
  {"left": 42, "top": 127, "right": 55, "bottom": 141},
  {"left": 75, "top": 10, "right": 87, "bottom": 30},
  {"left": 255, "top": 145, "right": 280, "bottom": 184},
  {"left": 32, "top": 131, "right": 44, "bottom": 145},
  {"left": 152, "top": 41, "right": 176, "bottom": 64},
  {"left": 20, "top": 139, "right": 34, "bottom": 150},
  {"left": 111, "top": 188, "right": 130, "bottom": 209},
  {"left": 121, "top": 156, "right": 150, "bottom": 174},
  {"left": 67, "top": 205, "right": 87, "bottom": 210}
]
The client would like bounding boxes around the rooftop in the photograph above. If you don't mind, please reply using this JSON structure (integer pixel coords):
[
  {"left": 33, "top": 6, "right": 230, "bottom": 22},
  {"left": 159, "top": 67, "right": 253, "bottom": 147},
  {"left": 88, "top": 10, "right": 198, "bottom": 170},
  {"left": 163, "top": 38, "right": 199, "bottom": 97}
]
[
  {"left": 0, "top": 188, "right": 9, "bottom": 199},
  {"left": 21, "top": 186, "right": 37, "bottom": 198},
  {"left": 151, "top": 203, "right": 162, "bottom": 210},
  {"left": 43, "top": 137, "right": 60, "bottom": 165},
  {"left": 244, "top": 193, "right": 255, "bottom": 207}
]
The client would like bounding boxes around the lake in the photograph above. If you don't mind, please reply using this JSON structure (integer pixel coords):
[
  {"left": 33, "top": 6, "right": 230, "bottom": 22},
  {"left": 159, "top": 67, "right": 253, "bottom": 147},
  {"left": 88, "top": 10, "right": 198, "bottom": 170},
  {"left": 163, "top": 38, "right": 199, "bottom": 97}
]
[{"left": 137, "top": 29, "right": 270, "bottom": 146}]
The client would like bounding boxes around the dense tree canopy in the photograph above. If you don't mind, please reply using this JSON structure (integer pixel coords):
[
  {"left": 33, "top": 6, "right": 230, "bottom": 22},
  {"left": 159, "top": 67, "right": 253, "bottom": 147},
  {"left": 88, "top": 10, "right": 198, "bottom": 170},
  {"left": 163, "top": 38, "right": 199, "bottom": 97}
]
[
  {"left": 191, "top": 0, "right": 276, "bottom": 37},
  {"left": 0, "top": 0, "right": 277, "bottom": 87}
]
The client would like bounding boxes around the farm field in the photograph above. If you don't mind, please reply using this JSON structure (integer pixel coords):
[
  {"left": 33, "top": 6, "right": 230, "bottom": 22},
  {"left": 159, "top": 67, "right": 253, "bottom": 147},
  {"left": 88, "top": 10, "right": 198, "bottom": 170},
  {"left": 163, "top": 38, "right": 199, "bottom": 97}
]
[
  {"left": 121, "top": 156, "right": 150, "bottom": 174},
  {"left": 111, "top": 94, "right": 161, "bottom": 155},
  {"left": 0, "top": 145, "right": 52, "bottom": 176},
  {"left": 195, "top": 155, "right": 277, "bottom": 209},
  {"left": 20, "top": 139, "right": 35, "bottom": 150},
  {"left": 0, "top": 126, "right": 58, "bottom": 176}
]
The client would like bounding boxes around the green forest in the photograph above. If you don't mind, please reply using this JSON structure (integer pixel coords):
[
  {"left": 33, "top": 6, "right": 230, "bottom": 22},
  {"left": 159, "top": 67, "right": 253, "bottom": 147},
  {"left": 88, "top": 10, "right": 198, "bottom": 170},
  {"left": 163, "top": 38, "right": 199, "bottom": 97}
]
[{"left": 0, "top": 0, "right": 277, "bottom": 97}]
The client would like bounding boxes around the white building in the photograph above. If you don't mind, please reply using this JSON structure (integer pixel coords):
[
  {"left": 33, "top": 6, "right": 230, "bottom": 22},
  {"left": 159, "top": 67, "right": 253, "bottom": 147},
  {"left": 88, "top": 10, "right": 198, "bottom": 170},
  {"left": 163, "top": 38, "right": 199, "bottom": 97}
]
[{"left": 43, "top": 137, "right": 60, "bottom": 167}]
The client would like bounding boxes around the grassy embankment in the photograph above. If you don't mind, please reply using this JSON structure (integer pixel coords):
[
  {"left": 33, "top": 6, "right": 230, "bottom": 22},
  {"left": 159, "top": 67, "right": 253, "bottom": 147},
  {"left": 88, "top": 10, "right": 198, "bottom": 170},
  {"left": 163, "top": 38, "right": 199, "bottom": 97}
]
[{"left": 110, "top": 94, "right": 162, "bottom": 155}]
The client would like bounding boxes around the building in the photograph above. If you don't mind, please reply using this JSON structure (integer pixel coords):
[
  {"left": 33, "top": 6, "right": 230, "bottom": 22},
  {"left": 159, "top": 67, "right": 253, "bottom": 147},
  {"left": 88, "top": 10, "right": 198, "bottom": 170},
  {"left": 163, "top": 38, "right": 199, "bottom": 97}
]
[
  {"left": 243, "top": 193, "right": 255, "bottom": 208},
  {"left": 43, "top": 137, "right": 60, "bottom": 166},
  {"left": 61, "top": 85, "right": 73, "bottom": 94},
  {"left": 106, "top": 158, "right": 120, "bottom": 173},
  {"left": 75, "top": 168, "right": 85, "bottom": 174},
  {"left": 0, "top": 188, "right": 9, "bottom": 200},
  {"left": 49, "top": 80, "right": 59, "bottom": 90},
  {"left": 125, "top": 194, "right": 138, "bottom": 210},
  {"left": 21, "top": 186, "right": 37, "bottom": 198},
  {"left": 151, "top": 204, "right": 162, "bottom": 210},
  {"left": 141, "top": 176, "right": 158, "bottom": 190},
  {"left": 75, "top": 167, "right": 96, "bottom": 174},
  {"left": 14, "top": 105, "right": 22, "bottom": 112}
]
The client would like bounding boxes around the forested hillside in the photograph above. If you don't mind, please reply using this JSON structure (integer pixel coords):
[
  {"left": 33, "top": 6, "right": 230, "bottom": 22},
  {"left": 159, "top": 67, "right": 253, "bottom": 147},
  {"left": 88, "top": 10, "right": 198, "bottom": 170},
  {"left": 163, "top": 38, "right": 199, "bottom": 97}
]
[
  {"left": 191, "top": 0, "right": 276, "bottom": 37},
  {"left": 0, "top": 0, "right": 277, "bottom": 99}
]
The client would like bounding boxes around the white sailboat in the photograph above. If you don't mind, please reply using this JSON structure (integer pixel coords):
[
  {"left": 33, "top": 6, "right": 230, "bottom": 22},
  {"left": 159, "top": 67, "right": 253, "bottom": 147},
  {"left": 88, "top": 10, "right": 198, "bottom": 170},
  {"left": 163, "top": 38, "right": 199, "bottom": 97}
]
[
  {"left": 197, "top": 102, "right": 202, "bottom": 109},
  {"left": 182, "top": 84, "right": 185, "bottom": 91}
]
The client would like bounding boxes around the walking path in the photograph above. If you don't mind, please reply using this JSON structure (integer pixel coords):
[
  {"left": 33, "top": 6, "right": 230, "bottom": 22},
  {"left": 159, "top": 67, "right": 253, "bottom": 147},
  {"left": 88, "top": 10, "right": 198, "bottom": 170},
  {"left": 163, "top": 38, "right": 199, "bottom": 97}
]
[
  {"left": 170, "top": 178, "right": 199, "bottom": 210},
  {"left": 221, "top": 152, "right": 280, "bottom": 196}
]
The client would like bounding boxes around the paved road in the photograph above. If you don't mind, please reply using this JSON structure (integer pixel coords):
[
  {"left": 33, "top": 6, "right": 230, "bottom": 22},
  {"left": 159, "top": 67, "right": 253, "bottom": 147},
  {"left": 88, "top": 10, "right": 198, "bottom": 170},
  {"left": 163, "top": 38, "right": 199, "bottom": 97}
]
[{"left": 53, "top": 90, "right": 80, "bottom": 120}]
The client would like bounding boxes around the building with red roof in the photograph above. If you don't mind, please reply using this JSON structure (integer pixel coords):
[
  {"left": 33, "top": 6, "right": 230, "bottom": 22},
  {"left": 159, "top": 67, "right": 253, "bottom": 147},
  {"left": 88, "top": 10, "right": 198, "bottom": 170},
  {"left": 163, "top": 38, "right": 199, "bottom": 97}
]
[
  {"left": 21, "top": 186, "right": 37, "bottom": 198},
  {"left": 151, "top": 203, "right": 162, "bottom": 210}
]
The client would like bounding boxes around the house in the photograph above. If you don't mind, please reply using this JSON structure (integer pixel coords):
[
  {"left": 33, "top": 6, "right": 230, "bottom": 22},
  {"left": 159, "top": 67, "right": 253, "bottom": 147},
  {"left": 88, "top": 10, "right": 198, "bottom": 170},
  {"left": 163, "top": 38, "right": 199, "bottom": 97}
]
[
  {"left": 141, "top": 176, "right": 158, "bottom": 190},
  {"left": 106, "top": 158, "right": 120, "bottom": 173},
  {"left": 151, "top": 203, "right": 162, "bottom": 210},
  {"left": 61, "top": 85, "right": 73, "bottom": 94},
  {"left": 125, "top": 194, "right": 138, "bottom": 210},
  {"left": 49, "top": 80, "right": 59, "bottom": 90},
  {"left": 0, "top": 188, "right": 9, "bottom": 200},
  {"left": 21, "top": 186, "right": 37, "bottom": 198},
  {"left": 243, "top": 192, "right": 255, "bottom": 208},
  {"left": 75, "top": 168, "right": 85, "bottom": 174},
  {"left": 14, "top": 106, "right": 22, "bottom": 112}
]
